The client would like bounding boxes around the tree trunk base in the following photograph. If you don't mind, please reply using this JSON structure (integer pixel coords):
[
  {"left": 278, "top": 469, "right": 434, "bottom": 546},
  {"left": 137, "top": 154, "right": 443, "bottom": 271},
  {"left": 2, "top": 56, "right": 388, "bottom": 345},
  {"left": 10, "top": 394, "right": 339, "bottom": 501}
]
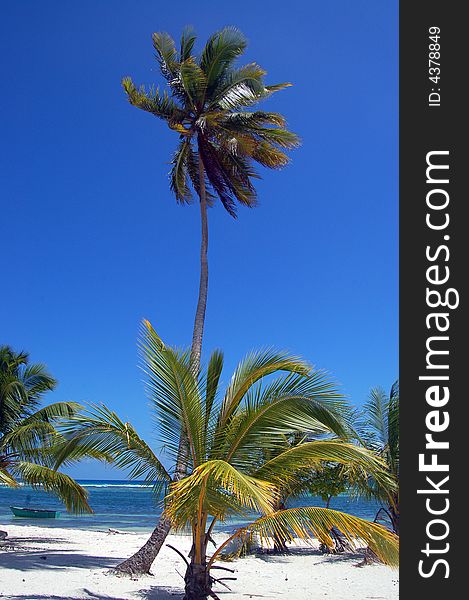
[
  {"left": 356, "top": 546, "right": 381, "bottom": 567},
  {"left": 183, "top": 563, "right": 215, "bottom": 600},
  {"left": 271, "top": 540, "right": 290, "bottom": 554},
  {"left": 319, "top": 528, "right": 353, "bottom": 555},
  {"left": 111, "top": 515, "right": 172, "bottom": 577}
]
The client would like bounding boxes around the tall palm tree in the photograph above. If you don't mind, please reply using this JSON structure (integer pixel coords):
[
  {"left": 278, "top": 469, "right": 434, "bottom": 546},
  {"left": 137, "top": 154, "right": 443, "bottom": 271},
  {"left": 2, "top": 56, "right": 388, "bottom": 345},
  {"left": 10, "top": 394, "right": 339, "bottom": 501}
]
[
  {"left": 0, "top": 345, "right": 91, "bottom": 513},
  {"left": 55, "top": 322, "right": 398, "bottom": 592},
  {"left": 358, "top": 381, "right": 399, "bottom": 534},
  {"left": 121, "top": 26, "right": 299, "bottom": 571},
  {"left": 123, "top": 26, "right": 298, "bottom": 372}
]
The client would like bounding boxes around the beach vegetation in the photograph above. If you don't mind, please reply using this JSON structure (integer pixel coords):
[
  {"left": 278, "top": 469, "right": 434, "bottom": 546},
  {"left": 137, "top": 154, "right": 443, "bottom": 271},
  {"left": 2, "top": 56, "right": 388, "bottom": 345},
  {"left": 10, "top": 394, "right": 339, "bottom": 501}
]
[
  {"left": 0, "top": 345, "right": 91, "bottom": 514},
  {"left": 121, "top": 25, "right": 299, "bottom": 568},
  {"left": 56, "top": 323, "right": 399, "bottom": 598},
  {"left": 357, "top": 382, "right": 399, "bottom": 534}
]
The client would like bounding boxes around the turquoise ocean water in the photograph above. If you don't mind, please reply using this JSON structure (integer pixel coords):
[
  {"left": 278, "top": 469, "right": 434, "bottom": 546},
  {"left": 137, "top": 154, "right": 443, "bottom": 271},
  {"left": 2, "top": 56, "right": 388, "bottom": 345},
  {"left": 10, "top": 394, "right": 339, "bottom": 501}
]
[{"left": 0, "top": 480, "right": 382, "bottom": 533}]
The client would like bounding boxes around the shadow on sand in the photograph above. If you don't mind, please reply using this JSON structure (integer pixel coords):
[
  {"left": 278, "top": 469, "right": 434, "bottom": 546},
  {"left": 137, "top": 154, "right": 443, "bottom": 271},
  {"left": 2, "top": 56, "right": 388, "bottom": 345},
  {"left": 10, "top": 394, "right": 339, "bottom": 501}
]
[
  {"left": 253, "top": 545, "right": 366, "bottom": 566},
  {"left": 3, "top": 589, "right": 183, "bottom": 600},
  {"left": 1, "top": 542, "right": 184, "bottom": 599}
]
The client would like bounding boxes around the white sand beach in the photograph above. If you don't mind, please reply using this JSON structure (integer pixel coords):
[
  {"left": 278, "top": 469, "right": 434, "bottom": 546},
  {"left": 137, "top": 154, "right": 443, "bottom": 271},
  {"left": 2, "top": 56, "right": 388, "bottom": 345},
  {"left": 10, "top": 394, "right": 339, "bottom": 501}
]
[{"left": 0, "top": 525, "right": 398, "bottom": 600}]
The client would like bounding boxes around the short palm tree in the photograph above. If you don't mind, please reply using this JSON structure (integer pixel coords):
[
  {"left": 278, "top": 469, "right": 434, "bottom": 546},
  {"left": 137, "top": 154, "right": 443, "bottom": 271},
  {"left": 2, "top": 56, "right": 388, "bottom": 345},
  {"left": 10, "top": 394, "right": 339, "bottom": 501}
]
[
  {"left": 358, "top": 381, "right": 399, "bottom": 533},
  {"left": 55, "top": 323, "right": 398, "bottom": 596},
  {"left": 123, "top": 26, "right": 300, "bottom": 568},
  {"left": 0, "top": 345, "right": 91, "bottom": 513}
]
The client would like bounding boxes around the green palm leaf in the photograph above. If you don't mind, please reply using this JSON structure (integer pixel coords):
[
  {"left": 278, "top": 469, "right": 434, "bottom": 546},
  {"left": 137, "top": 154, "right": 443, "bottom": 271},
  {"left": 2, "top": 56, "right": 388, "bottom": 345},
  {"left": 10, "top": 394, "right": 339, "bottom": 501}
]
[
  {"left": 0, "top": 468, "right": 18, "bottom": 486},
  {"left": 152, "top": 31, "right": 179, "bottom": 80},
  {"left": 55, "top": 404, "right": 170, "bottom": 487},
  {"left": 217, "top": 349, "right": 311, "bottom": 431},
  {"left": 122, "top": 78, "right": 185, "bottom": 124},
  {"left": 2, "top": 420, "right": 57, "bottom": 457},
  {"left": 254, "top": 440, "right": 397, "bottom": 493},
  {"left": 200, "top": 27, "right": 247, "bottom": 92},
  {"left": 179, "top": 27, "right": 196, "bottom": 62},
  {"left": 22, "top": 401, "right": 82, "bottom": 424},
  {"left": 179, "top": 58, "right": 207, "bottom": 107},
  {"left": 14, "top": 462, "right": 92, "bottom": 514},
  {"left": 165, "top": 459, "right": 278, "bottom": 526},
  {"left": 170, "top": 138, "right": 193, "bottom": 203},
  {"left": 217, "top": 373, "right": 348, "bottom": 466},
  {"left": 204, "top": 350, "right": 224, "bottom": 427},
  {"left": 211, "top": 506, "right": 399, "bottom": 567},
  {"left": 140, "top": 321, "right": 205, "bottom": 465}
]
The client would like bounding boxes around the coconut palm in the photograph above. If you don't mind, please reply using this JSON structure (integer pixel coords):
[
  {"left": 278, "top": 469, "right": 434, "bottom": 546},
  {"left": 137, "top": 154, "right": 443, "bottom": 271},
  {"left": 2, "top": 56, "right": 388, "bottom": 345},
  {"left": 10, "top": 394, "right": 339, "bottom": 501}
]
[
  {"left": 122, "top": 26, "right": 299, "bottom": 570},
  {"left": 358, "top": 381, "right": 399, "bottom": 533},
  {"left": 123, "top": 26, "right": 299, "bottom": 372},
  {"left": 0, "top": 345, "right": 91, "bottom": 513},
  {"left": 55, "top": 322, "right": 398, "bottom": 593}
]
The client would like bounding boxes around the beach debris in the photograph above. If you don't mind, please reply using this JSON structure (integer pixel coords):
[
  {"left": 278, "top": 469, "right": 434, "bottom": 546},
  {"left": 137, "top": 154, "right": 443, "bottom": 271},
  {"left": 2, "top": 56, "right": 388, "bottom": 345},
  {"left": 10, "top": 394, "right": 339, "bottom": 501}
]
[
  {"left": 107, "top": 528, "right": 130, "bottom": 535},
  {"left": 0, "top": 530, "right": 8, "bottom": 540},
  {"left": 355, "top": 547, "right": 381, "bottom": 567}
]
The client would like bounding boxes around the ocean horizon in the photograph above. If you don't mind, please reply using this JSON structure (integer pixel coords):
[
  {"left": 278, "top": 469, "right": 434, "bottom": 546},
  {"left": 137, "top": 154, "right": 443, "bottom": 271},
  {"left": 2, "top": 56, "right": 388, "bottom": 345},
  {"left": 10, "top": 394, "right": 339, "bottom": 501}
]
[{"left": 0, "top": 479, "right": 384, "bottom": 533}]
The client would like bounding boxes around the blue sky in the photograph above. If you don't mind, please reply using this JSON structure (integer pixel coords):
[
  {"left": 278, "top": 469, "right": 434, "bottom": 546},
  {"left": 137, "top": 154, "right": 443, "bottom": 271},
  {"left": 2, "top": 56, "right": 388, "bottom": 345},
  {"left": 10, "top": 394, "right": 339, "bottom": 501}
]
[{"left": 1, "top": 0, "right": 398, "bottom": 479}]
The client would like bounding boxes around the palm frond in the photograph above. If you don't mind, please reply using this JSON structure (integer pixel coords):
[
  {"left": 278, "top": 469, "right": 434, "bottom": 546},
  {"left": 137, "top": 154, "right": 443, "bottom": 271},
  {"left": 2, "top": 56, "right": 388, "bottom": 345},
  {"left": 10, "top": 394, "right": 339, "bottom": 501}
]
[
  {"left": 205, "top": 350, "right": 224, "bottom": 427},
  {"left": 215, "top": 83, "right": 268, "bottom": 111},
  {"left": 2, "top": 420, "right": 57, "bottom": 457},
  {"left": 140, "top": 321, "right": 205, "bottom": 466},
  {"left": 22, "top": 401, "right": 82, "bottom": 424},
  {"left": 186, "top": 145, "right": 217, "bottom": 205},
  {"left": 18, "top": 363, "right": 57, "bottom": 398},
  {"left": 0, "top": 467, "right": 19, "bottom": 487},
  {"left": 217, "top": 349, "right": 311, "bottom": 431},
  {"left": 180, "top": 27, "right": 196, "bottom": 62},
  {"left": 216, "top": 372, "right": 348, "bottom": 466},
  {"left": 14, "top": 462, "right": 92, "bottom": 514},
  {"left": 254, "top": 441, "right": 397, "bottom": 494},
  {"left": 265, "top": 83, "right": 293, "bottom": 93},
  {"left": 55, "top": 404, "right": 170, "bottom": 488},
  {"left": 198, "top": 135, "right": 254, "bottom": 216},
  {"left": 152, "top": 31, "right": 179, "bottom": 80},
  {"left": 122, "top": 78, "right": 185, "bottom": 124},
  {"left": 170, "top": 138, "right": 193, "bottom": 203},
  {"left": 210, "top": 507, "right": 399, "bottom": 567},
  {"left": 165, "top": 460, "right": 278, "bottom": 527},
  {"left": 364, "top": 387, "right": 389, "bottom": 446},
  {"left": 200, "top": 27, "right": 247, "bottom": 92},
  {"left": 252, "top": 142, "right": 290, "bottom": 169},
  {"left": 223, "top": 111, "right": 287, "bottom": 128},
  {"left": 388, "top": 381, "right": 399, "bottom": 471},
  {"left": 179, "top": 58, "right": 207, "bottom": 107},
  {"left": 210, "top": 63, "right": 266, "bottom": 110}
]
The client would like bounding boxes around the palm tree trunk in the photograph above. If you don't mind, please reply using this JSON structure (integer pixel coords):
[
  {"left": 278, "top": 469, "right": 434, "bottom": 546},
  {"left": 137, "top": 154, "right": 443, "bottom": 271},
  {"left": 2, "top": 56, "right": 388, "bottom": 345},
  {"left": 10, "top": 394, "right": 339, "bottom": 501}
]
[
  {"left": 184, "top": 563, "right": 213, "bottom": 600},
  {"left": 114, "top": 149, "right": 209, "bottom": 576},
  {"left": 389, "top": 494, "right": 399, "bottom": 535},
  {"left": 189, "top": 150, "right": 209, "bottom": 372},
  {"left": 184, "top": 530, "right": 213, "bottom": 600},
  {"left": 114, "top": 514, "right": 172, "bottom": 576},
  {"left": 272, "top": 498, "right": 289, "bottom": 553}
]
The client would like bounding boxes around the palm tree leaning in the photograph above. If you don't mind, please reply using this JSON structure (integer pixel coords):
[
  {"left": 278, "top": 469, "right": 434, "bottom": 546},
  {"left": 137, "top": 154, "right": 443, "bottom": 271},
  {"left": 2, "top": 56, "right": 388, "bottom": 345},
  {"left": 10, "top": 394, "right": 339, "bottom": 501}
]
[
  {"left": 0, "top": 345, "right": 91, "bottom": 513},
  {"left": 120, "top": 26, "right": 299, "bottom": 573},
  {"left": 56, "top": 323, "right": 398, "bottom": 599}
]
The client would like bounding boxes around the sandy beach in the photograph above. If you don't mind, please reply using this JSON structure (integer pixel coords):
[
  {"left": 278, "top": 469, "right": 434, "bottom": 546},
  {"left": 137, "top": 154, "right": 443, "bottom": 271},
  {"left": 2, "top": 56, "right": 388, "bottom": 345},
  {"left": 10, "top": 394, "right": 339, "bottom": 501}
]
[{"left": 0, "top": 525, "right": 398, "bottom": 600}]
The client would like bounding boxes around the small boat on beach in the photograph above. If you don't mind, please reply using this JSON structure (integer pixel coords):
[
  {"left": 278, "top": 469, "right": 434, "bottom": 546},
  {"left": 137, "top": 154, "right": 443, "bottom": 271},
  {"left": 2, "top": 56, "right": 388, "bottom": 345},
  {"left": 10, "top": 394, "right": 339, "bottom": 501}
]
[{"left": 10, "top": 506, "right": 60, "bottom": 518}]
